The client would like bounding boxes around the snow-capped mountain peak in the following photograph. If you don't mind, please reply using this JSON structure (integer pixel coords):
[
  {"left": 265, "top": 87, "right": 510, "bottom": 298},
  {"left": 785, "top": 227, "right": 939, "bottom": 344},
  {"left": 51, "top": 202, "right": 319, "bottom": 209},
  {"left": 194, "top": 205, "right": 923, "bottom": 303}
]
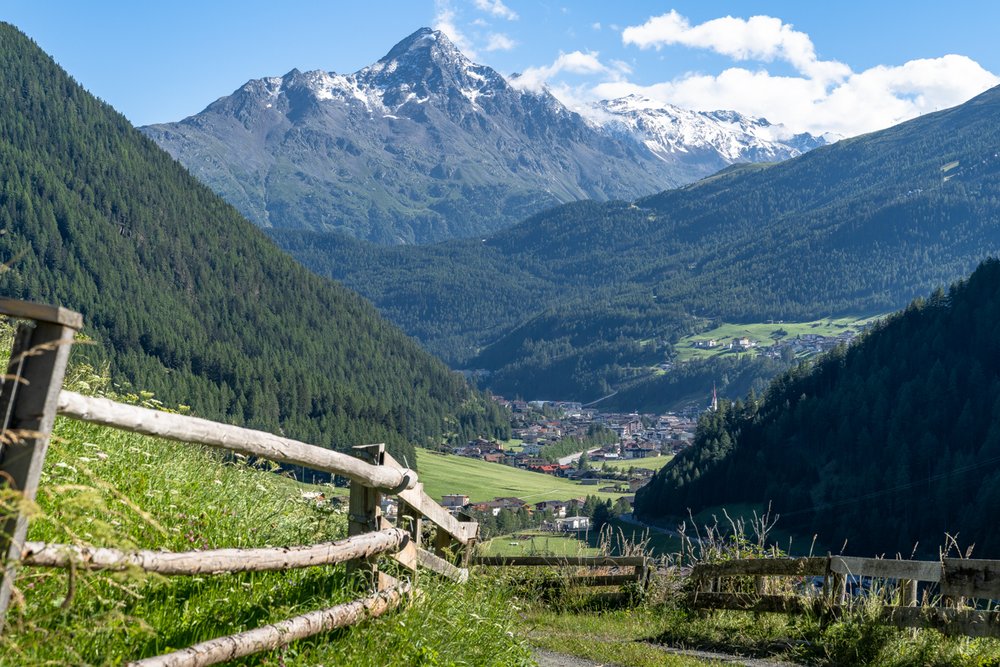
[
  {"left": 369, "top": 27, "right": 468, "bottom": 74},
  {"left": 357, "top": 28, "right": 509, "bottom": 108},
  {"left": 146, "top": 28, "right": 830, "bottom": 245},
  {"left": 593, "top": 95, "right": 827, "bottom": 163}
]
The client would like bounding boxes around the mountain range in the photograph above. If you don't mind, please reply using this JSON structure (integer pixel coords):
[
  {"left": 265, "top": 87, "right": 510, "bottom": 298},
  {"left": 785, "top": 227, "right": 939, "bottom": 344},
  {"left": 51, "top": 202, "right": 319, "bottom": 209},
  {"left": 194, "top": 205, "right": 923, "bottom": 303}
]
[
  {"left": 0, "top": 23, "right": 508, "bottom": 465},
  {"left": 273, "top": 82, "right": 1000, "bottom": 405},
  {"left": 141, "top": 28, "right": 826, "bottom": 244}
]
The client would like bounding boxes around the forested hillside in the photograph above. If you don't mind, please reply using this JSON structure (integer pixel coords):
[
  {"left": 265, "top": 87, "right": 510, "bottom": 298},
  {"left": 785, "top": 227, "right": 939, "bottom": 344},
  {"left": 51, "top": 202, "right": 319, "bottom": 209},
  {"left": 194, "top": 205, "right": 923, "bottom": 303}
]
[
  {"left": 0, "top": 24, "right": 508, "bottom": 465},
  {"left": 636, "top": 259, "right": 1000, "bottom": 557},
  {"left": 275, "top": 84, "right": 1000, "bottom": 404}
]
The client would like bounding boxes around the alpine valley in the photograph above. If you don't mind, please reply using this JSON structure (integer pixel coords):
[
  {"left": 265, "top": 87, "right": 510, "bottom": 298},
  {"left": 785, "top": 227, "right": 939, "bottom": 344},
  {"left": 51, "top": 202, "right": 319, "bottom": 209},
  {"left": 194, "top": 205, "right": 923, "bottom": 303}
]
[
  {"left": 274, "top": 83, "right": 1000, "bottom": 408},
  {"left": 141, "top": 28, "right": 826, "bottom": 244},
  {"left": 12, "top": 5, "right": 1000, "bottom": 663}
]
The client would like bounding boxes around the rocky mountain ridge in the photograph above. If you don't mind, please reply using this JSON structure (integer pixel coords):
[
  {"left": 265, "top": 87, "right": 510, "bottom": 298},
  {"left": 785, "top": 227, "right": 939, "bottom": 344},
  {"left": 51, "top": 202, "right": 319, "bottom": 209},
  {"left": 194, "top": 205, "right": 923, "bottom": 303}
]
[{"left": 142, "top": 28, "right": 826, "bottom": 244}]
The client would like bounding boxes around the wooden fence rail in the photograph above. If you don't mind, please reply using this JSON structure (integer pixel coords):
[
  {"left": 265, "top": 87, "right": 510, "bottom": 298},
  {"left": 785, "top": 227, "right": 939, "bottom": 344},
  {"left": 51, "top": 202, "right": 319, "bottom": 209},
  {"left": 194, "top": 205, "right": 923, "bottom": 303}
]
[
  {"left": 56, "top": 390, "right": 417, "bottom": 494},
  {"left": 471, "top": 554, "right": 652, "bottom": 589},
  {"left": 21, "top": 528, "right": 410, "bottom": 575},
  {"left": 0, "top": 298, "right": 479, "bottom": 664},
  {"left": 127, "top": 582, "right": 412, "bottom": 667},
  {"left": 690, "top": 555, "right": 1000, "bottom": 638}
]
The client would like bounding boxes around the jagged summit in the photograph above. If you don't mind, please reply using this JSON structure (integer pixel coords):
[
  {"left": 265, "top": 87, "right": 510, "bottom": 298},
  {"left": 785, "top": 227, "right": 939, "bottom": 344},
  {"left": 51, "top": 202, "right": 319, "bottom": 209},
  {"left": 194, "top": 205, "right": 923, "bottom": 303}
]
[
  {"left": 359, "top": 28, "right": 510, "bottom": 112},
  {"left": 369, "top": 27, "right": 468, "bottom": 73},
  {"left": 211, "top": 27, "right": 512, "bottom": 120}
]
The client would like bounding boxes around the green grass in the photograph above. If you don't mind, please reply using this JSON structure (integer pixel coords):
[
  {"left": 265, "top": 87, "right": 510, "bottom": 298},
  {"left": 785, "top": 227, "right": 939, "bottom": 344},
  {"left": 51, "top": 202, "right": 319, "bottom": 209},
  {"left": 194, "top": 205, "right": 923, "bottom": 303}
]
[
  {"left": 0, "top": 358, "right": 531, "bottom": 665},
  {"left": 524, "top": 606, "right": 716, "bottom": 666},
  {"left": 522, "top": 587, "right": 1000, "bottom": 667},
  {"left": 480, "top": 530, "right": 600, "bottom": 557},
  {"left": 599, "top": 517, "right": 682, "bottom": 557},
  {"left": 674, "top": 316, "right": 881, "bottom": 362},
  {"left": 501, "top": 438, "right": 524, "bottom": 451},
  {"left": 415, "top": 449, "right": 627, "bottom": 503},
  {"left": 598, "top": 455, "right": 673, "bottom": 472}
]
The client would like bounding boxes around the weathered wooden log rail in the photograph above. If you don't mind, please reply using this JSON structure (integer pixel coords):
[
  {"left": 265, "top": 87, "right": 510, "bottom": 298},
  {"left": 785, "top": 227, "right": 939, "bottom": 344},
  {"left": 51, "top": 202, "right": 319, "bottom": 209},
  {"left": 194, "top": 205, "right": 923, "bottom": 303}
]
[
  {"left": 0, "top": 298, "right": 478, "bottom": 665},
  {"left": 471, "top": 554, "right": 652, "bottom": 589},
  {"left": 690, "top": 555, "right": 1000, "bottom": 638}
]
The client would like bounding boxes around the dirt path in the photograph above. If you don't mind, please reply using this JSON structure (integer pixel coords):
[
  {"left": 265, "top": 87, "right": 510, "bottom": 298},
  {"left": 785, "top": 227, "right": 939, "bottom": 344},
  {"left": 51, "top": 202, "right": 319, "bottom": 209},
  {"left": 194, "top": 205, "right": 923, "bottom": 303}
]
[
  {"left": 533, "top": 649, "right": 612, "bottom": 667},
  {"left": 533, "top": 645, "right": 803, "bottom": 667}
]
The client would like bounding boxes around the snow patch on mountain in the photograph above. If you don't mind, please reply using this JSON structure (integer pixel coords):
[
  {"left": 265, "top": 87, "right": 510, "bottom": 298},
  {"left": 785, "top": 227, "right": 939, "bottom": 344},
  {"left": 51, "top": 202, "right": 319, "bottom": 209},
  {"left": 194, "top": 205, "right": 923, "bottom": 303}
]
[
  {"left": 593, "top": 95, "right": 828, "bottom": 164},
  {"left": 143, "top": 27, "right": 831, "bottom": 245}
]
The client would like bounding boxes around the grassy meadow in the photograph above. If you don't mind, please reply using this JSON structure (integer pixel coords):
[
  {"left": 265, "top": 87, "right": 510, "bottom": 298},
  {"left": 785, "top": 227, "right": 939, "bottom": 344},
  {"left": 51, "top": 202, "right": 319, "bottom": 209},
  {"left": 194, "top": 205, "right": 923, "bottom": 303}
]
[
  {"left": 0, "top": 352, "right": 530, "bottom": 665},
  {"left": 598, "top": 455, "right": 673, "bottom": 472},
  {"left": 674, "top": 316, "right": 881, "bottom": 362},
  {"left": 479, "top": 530, "right": 600, "bottom": 557},
  {"left": 414, "top": 449, "right": 627, "bottom": 503}
]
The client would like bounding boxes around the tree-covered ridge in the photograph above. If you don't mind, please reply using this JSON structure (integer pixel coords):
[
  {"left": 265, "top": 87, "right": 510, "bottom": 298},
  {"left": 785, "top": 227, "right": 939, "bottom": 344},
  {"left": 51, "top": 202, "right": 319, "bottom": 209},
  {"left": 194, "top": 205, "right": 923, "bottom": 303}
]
[
  {"left": 272, "top": 84, "right": 1000, "bottom": 404},
  {"left": 0, "top": 23, "right": 508, "bottom": 464},
  {"left": 636, "top": 258, "right": 1000, "bottom": 558}
]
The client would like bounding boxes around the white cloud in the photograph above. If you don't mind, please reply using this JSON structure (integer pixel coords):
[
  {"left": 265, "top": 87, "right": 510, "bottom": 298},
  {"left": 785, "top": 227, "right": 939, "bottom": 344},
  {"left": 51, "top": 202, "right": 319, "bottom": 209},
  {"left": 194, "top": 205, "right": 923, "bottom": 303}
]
[
  {"left": 591, "top": 22, "right": 602, "bottom": 31},
  {"left": 587, "top": 54, "right": 998, "bottom": 137},
  {"left": 622, "top": 11, "right": 850, "bottom": 83},
  {"left": 434, "top": 0, "right": 477, "bottom": 58},
  {"left": 512, "top": 50, "right": 615, "bottom": 91},
  {"left": 609, "top": 59, "right": 633, "bottom": 76},
  {"left": 473, "top": 0, "right": 518, "bottom": 21},
  {"left": 514, "top": 9, "right": 1000, "bottom": 137},
  {"left": 485, "top": 33, "right": 516, "bottom": 52}
]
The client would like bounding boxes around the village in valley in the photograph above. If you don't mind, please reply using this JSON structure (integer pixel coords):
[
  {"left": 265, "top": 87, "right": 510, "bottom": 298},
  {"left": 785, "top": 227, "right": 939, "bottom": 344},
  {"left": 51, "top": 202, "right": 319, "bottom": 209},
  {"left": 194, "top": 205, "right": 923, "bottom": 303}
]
[
  {"left": 404, "top": 395, "right": 700, "bottom": 538},
  {"left": 416, "top": 320, "right": 878, "bottom": 542}
]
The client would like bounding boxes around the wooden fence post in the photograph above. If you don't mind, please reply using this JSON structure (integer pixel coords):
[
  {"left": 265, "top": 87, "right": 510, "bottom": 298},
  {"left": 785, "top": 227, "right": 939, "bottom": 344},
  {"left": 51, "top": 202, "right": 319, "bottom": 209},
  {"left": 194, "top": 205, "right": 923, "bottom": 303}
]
[
  {"left": 399, "top": 501, "right": 422, "bottom": 551},
  {"left": 899, "top": 579, "right": 918, "bottom": 607},
  {"left": 0, "top": 300, "right": 82, "bottom": 631},
  {"left": 433, "top": 526, "right": 453, "bottom": 563},
  {"left": 347, "top": 444, "right": 385, "bottom": 590},
  {"left": 637, "top": 557, "right": 652, "bottom": 590},
  {"left": 457, "top": 512, "right": 477, "bottom": 567}
]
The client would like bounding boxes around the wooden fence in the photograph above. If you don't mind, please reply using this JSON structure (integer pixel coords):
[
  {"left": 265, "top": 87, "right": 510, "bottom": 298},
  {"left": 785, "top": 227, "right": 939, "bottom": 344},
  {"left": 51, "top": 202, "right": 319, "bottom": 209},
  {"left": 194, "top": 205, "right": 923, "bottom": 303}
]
[
  {"left": 0, "top": 298, "right": 477, "bottom": 666},
  {"left": 471, "top": 554, "right": 652, "bottom": 589},
  {"left": 690, "top": 555, "right": 1000, "bottom": 638}
]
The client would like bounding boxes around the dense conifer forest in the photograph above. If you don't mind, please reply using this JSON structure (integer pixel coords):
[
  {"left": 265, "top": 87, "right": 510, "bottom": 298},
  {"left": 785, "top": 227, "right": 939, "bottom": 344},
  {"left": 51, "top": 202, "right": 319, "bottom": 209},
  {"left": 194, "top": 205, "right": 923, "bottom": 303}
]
[
  {"left": 636, "top": 259, "right": 1000, "bottom": 557},
  {"left": 0, "top": 24, "right": 509, "bottom": 465}
]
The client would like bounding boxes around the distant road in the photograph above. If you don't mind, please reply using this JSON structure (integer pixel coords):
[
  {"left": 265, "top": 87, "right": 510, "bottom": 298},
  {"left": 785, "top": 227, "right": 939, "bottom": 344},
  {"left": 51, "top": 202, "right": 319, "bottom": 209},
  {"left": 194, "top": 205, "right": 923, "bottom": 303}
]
[
  {"left": 582, "top": 390, "right": 618, "bottom": 407},
  {"left": 557, "top": 447, "right": 603, "bottom": 466},
  {"left": 617, "top": 512, "right": 684, "bottom": 539}
]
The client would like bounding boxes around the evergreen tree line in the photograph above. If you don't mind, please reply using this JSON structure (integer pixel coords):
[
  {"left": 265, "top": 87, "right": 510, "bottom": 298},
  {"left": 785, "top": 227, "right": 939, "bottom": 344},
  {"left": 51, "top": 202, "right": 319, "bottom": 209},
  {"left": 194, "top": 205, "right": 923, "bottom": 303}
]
[
  {"left": 539, "top": 425, "right": 618, "bottom": 462},
  {"left": 471, "top": 494, "right": 633, "bottom": 540},
  {"left": 636, "top": 259, "right": 1000, "bottom": 558},
  {"left": 0, "top": 24, "right": 509, "bottom": 466}
]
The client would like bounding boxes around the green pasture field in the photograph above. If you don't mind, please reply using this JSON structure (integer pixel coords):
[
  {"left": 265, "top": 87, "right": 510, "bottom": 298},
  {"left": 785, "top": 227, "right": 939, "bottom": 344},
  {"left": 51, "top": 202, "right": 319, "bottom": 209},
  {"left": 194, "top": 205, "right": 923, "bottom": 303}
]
[
  {"left": 479, "top": 530, "right": 599, "bottom": 557},
  {"left": 414, "top": 450, "right": 626, "bottom": 504},
  {"left": 674, "top": 316, "right": 881, "bottom": 362},
  {"left": 598, "top": 455, "right": 673, "bottom": 472}
]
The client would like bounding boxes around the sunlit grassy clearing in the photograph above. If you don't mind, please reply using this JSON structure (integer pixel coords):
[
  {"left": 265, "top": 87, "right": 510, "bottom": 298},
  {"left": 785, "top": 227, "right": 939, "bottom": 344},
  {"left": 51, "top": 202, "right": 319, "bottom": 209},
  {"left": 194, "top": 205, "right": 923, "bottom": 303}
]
[
  {"left": 480, "top": 530, "right": 600, "bottom": 557},
  {"left": 0, "top": 357, "right": 530, "bottom": 665},
  {"left": 673, "top": 316, "right": 881, "bottom": 362},
  {"left": 599, "top": 455, "right": 673, "bottom": 471},
  {"left": 415, "top": 449, "right": 626, "bottom": 503}
]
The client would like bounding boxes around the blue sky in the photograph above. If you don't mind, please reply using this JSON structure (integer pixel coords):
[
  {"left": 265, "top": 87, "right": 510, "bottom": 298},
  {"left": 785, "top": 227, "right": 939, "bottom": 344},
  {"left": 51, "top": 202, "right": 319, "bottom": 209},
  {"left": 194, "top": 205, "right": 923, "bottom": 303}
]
[{"left": 4, "top": 1, "right": 999, "bottom": 136}]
